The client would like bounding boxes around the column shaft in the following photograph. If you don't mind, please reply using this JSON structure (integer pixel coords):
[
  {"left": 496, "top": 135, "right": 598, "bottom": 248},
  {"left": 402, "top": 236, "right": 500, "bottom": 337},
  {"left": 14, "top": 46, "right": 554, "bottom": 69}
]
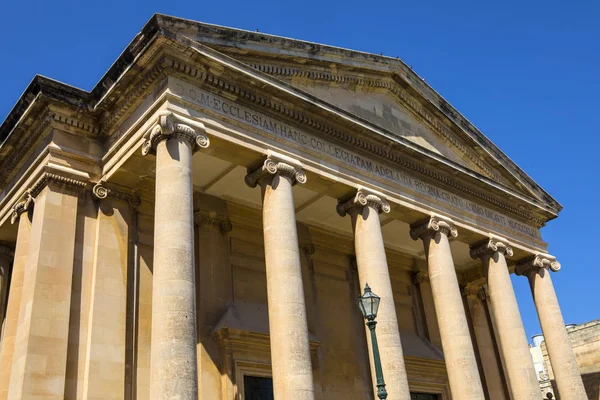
[
  {"left": 8, "top": 185, "right": 79, "bottom": 399},
  {"left": 519, "top": 257, "right": 586, "bottom": 400},
  {"left": 261, "top": 172, "right": 315, "bottom": 400},
  {"left": 345, "top": 194, "right": 410, "bottom": 400},
  {"left": 0, "top": 209, "right": 29, "bottom": 400},
  {"left": 411, "top": 216, "right": 485, "bottom": 400},
  {"left": 473, "top": 240, "right": 539, "bottom": 400},
  {"left": 465, "top": 290, "right": 507, "bottom": 400},
  {"left": 150, "top": 137, "right": 198, "bottom": 399}
]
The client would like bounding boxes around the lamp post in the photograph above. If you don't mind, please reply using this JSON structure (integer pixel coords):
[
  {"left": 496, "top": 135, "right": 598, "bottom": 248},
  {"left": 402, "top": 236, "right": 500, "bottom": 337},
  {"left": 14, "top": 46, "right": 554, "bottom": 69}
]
[{"left": 358, "top": 283, "right": 388, "bottom": 400}]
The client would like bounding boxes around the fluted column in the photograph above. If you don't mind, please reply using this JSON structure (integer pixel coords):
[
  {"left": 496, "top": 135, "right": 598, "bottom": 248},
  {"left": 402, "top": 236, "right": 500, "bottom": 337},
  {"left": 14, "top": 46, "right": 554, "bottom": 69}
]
[
  {"left": 0, "top": 195, "right": 32, "bottom": 399},
  {"left": 245, "top": 156, "right": 315, "bottom": 400},
  {"left": 471, "top": 238, "right": 539, "bottom": 399},
  {"left": 142, "top": 111, "right": 209, "bottom": 399},
  {"left": 410, "top": 215, "right": 485, "bottom": 400},
  {"left": 337, "top": 189, "right": 410, "bottom": 400},
  {"left": 516, "top": 255, "right": 586, "bottom": 400}
]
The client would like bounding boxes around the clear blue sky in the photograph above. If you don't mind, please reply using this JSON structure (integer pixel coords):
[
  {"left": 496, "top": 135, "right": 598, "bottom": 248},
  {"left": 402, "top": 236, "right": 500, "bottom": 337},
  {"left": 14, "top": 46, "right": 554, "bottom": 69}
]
[{"left": 1, "top": 1, "right": 598, "bottom": 341}]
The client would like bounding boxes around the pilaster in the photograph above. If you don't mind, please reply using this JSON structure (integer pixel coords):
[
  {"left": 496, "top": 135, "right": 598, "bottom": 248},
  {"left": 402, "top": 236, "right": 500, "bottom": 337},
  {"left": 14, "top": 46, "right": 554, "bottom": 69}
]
[{"left": 8, "top": 174, "right": 86, "bottom": 399}]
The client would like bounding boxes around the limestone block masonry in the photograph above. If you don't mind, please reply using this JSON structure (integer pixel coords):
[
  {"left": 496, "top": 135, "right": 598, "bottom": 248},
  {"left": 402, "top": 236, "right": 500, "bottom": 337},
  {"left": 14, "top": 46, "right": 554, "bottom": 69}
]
[{"left": 0, "top": 14, "right": 581, "bottom": 400}]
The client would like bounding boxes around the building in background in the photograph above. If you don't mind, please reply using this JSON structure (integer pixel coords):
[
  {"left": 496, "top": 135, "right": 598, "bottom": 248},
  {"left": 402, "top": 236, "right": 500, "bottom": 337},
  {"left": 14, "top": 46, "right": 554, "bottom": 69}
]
[
  {"left": 532, "top": 320, "right": 600, "bottom": 400},
  {"left": 0, "top": 14, "right": 589, "bottom": 400}
]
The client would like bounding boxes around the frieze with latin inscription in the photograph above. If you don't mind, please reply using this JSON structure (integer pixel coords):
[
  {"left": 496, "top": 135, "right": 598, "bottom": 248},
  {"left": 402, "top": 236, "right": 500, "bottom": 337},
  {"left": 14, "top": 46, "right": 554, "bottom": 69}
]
[{"left": 169, "top": 77, "right": 541, "bottom": 241}]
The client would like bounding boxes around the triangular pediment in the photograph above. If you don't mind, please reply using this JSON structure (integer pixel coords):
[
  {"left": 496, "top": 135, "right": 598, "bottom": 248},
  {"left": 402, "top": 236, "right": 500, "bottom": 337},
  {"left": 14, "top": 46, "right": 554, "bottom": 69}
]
[
  {"left": 0, "top": 14, "right": 561, "bottom": 225},
  {"left": 124, "top": 15, "right": 559, "bottom": 211},
  {"left": 206, "top": 52, "right": 529, "bottom": 195}
]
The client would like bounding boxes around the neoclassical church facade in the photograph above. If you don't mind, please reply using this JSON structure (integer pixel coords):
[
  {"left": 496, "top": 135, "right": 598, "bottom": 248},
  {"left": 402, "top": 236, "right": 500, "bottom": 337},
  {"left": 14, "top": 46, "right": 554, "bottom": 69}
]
[{"left": 0, "top": 14, "right": 587, "bottom": 400}]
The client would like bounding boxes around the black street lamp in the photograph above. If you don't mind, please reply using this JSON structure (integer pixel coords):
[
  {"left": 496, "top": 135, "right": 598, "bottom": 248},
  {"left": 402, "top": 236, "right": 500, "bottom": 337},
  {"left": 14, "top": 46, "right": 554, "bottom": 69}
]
[{"left": 358, "top": 283, "right": 388, "bottom": 400}]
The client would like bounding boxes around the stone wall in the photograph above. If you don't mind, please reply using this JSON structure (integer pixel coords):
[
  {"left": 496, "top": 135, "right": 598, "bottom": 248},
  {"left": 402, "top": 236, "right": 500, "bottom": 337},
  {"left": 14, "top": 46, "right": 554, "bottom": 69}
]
[{"left": 543, "top": 319, "right": 600, "bottom": 399}]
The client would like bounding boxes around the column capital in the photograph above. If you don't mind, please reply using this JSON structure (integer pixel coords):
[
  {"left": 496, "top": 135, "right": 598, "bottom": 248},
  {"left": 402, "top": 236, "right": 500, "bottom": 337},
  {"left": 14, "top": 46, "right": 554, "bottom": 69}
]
[
  {"left": 92, "top": 182, "right": 141, "bottom": 209},
  {"left": 412, "top": 271, "right": 429, "bottom": 285},
  {"left": 410, "top": 214, "right": 458, "bottom": 240},
  {"left": 141, "top": 110, "right": 210, "bottom": 156},
  {"left": 244, "top": 157, "right": 307, "bottom": 188},
  {"left": 336, "top": 189, "right": 390, "bottom": 217},
  {"left": 515, "top": 254, "right": 561, "bottom": 276},
  {"left": 461, "top": 284, "right": 487, "bottom": 300},
  {"left": 194, "top": 209, "right": 232, "bottom": 233},
  {"left": 470, "top": 237, "right": 513, "bottom": 260},
  {"left": 10, "top": 192, "right": 33, "bottom": 224}
]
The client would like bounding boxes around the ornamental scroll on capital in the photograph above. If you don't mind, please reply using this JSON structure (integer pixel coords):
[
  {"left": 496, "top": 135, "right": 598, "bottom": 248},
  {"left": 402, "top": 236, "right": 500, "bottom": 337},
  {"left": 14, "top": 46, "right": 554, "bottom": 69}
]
[
  {"left": 470, "top": 237, "right": 514, "bottom": 260},
  {"left": 336, "top": 189, "right": 391, "bottom": 217},
  {"left": 92, "top": 182, "right": 141, "bottom": 209},
  {"left": 410, "top": 214, "right": 458, "bottom": 241},
  {"left": 515, "top": 253, "right": 561, "bottom": 276},
  {"left": 141, "top": 110, "right": 210, "bottom": 156},
  {"left": 10, "top": 191, "right": 34, "bottom": 224},
  {"left": 244, "top": 157, "right": 307, "bottom": 188}
]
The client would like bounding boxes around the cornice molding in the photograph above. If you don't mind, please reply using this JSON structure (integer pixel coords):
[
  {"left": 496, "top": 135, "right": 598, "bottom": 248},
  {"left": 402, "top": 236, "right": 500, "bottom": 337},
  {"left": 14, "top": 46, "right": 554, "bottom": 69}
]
[
  {"left": 336, "top": 189, "right": 391, "bottom": 217},
  {"left": 89, "top": 53, "right": 548, "bottom": 229},
  {"left": 470, "top": 237, "right": 514, "bottom": 260},
  {"left": 244, "top": 156, "right": 307, "bottom": 188},
  {"left": 249, "top": 62, "right": 502, "bottom": 183},
  {"left": 194, "top": 209, "right": 232, "bottom": 233},
  {"left": 183, "top": 60, "right": 548, "bottom": 228},
  {"left": 141, "top": 110, "right": 210, "bottom": 156},
  {"left": 50, "top": 110, "right": 99, "bottom": 136},
  {"left": 29, "top": 172, "right": 88, "bottom": 198},
  {"left": 410, "top": 214, "right": 458, "bottom": 240},
  {"left": 0, "top": 111, "right": 53, "bottom": 190},
  {"left": 515, "top": 254, "right": 561, "bottom": 276},
  {"left": 92, "top": 182, "right": 141, "bottom": 209}
]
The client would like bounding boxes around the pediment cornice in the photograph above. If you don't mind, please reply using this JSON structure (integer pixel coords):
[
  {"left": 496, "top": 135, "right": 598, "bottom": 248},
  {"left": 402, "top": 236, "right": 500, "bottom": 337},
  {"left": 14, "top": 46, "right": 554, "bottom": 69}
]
[
  {"left": 0, "top": 16, "right": 560, "bottom": 231},
  {"left": 130, "top": 46, "right": 553, "bottom": 228}
]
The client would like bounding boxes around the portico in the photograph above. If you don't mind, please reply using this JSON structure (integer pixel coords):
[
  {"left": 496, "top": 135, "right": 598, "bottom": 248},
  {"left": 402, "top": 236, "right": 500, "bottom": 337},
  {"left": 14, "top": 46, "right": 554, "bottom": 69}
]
[{"left": 0, "top": 14, "right": 585, "bottom": 400}]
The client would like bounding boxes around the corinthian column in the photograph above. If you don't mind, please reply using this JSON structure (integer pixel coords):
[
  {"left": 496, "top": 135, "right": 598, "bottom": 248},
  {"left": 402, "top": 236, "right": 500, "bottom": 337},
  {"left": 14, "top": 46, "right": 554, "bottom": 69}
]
[
  {"left": 142, "top": 111, "right": 209, "bottom": 399},
  {"left": 410, "top": 215, "right": 485, "bottom": 400},
  {"left": 471, "top": 238, "right": 539, "bottom": 399},
  {"left": 0, "top": 195, "right": 32, "bottom": 399},
  {"left": 516, "top": 255, "right": 586, "bottom": 400},
  {"left": 245, "top": 156, "right": 315, "bottom": 400},
  {"left": 337, "top": 189, "right": 410, "bottom": 400}
]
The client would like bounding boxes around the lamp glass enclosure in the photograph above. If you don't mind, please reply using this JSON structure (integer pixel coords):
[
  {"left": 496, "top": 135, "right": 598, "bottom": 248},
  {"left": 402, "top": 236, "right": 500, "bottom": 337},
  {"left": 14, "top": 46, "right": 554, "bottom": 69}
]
[{"left": 358, "top": 283, "right": 380, "bottom": 320}]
